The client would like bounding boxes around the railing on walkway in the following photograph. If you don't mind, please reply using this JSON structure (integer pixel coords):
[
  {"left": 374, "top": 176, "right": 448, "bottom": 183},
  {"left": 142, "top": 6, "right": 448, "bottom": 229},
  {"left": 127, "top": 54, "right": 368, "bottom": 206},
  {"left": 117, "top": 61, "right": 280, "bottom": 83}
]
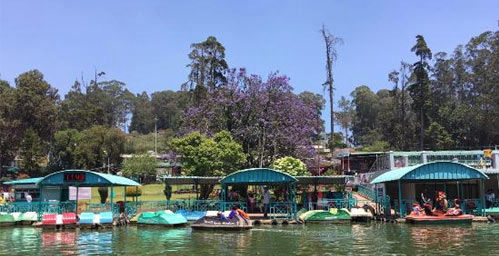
[
  {"left": 0, "top": 200, "right": 302, "bottom": 219},
  {"left": 269, "top": 202, "right": 297, "bottom": 220},
  {"left": 357, "top": 184, "right": 375, "bottom": 200},
  {"left": 357, "top": 184, "right": 392, "bottom": 217},
  {"left": 0, "top": 201, "right": 77, "bottom": 214}
]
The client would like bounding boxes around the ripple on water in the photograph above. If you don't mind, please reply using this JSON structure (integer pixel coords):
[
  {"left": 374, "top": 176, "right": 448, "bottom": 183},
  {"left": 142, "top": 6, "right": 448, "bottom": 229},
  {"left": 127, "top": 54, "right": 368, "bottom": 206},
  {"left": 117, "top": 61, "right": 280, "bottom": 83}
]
[{"left": 1, "top": 224, "right": 499, "bottom": 255}]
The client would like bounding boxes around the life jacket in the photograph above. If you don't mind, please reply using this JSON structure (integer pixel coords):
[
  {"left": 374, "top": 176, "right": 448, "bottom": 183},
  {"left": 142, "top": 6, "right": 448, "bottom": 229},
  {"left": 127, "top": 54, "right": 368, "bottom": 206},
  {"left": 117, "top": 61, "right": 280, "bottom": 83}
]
[{"left": 236, "top": 209, "right": 249, "bottom": 219}]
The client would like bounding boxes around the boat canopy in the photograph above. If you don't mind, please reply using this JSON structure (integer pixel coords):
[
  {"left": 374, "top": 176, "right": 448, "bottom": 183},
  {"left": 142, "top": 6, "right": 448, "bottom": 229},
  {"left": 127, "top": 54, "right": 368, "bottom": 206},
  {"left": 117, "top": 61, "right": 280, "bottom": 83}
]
[
  {"left": 220, "top": 168, "right": 297, "bottom": 185},
  {"left": 371, "top": 161, "right": 488, "bottom": 184}
]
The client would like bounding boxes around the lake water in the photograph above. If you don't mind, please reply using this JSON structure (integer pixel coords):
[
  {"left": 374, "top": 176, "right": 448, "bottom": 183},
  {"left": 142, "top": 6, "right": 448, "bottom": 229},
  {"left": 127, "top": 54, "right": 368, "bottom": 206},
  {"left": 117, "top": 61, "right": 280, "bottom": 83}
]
[{"left": 1, "top": 223, "right": 498, "bottom": 255}]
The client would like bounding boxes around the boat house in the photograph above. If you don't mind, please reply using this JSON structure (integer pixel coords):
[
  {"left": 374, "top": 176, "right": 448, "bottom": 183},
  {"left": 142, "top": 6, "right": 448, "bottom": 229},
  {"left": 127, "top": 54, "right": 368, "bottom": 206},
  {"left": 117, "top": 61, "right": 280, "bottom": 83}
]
[{"left": 371, "top": 161, "right": 488, "bottom": 216}]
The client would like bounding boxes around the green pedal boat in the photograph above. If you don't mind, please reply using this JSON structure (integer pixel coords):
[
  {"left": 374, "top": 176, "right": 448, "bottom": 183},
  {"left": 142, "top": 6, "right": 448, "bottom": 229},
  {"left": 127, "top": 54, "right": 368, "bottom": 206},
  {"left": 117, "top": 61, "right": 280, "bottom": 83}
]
[
  {"left": 137, "top": 210, "right": 188, "bottom": 227},
  {"left": 299, "top": 208, "right": 351, "bottom": 223},
  {"left": 0, "top": 213, "right": 16, "bottom": 227}
]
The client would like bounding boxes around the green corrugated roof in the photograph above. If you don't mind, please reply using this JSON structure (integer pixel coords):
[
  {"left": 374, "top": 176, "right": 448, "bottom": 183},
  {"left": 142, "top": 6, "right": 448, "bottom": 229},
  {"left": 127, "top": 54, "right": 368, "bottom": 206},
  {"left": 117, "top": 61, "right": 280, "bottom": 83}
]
[
  {"left": 221, "top": 168, "right": 297, "bottom": 184},
  {"left": 38, "top": 169, "right": 141, "bottom": 187},
  {"left": 371, "top": 161, "right": 488, "bottom": 184},
  {"left": 3, "top": 177, "right": 43, "bottom": 185}
]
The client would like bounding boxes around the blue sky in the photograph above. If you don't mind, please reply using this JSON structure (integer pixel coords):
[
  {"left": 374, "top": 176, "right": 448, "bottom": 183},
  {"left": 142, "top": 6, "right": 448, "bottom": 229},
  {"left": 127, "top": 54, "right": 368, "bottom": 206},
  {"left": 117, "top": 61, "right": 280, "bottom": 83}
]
[{"left": 1, "top": 1, "right": 498, "bottom": 132}]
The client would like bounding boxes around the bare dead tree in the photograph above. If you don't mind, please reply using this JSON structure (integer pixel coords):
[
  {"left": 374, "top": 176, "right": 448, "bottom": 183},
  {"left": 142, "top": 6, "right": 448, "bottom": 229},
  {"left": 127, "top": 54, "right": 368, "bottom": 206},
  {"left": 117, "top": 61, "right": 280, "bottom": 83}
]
[{"left": 320, "top": 24, "right": 343, "bottom": 154}]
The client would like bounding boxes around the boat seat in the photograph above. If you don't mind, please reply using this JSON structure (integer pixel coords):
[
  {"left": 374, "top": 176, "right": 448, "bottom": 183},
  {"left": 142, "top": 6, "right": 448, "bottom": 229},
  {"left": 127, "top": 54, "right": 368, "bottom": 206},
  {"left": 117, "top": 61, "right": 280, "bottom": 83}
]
[
  {"left": 42, "top": 214, "right": 57, "bottom": 225},
  {"left": 79, "top": 212, "right": 95, "bottom": 224},
  {"left": 62, "top": 213, "right": 77, "bottom": 224},
  {"left": 99, "top": 212, "right": 113, "bottom": 224},
  {"left": 20, "top": 212, "right": 38, "bottom": 222},
  {"left": 206, "top": 211, "right": 218, "bottom": 217},
  {"left": 11, "top": 212, "right": 21, "bottom": 222}
]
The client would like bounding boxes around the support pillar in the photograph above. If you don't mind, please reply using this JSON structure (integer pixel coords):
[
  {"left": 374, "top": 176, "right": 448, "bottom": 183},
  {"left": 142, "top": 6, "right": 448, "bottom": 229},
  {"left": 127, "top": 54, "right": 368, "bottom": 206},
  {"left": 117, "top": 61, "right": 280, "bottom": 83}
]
[
  {"left": 389, "top": 151, "right": 395, "bottom": 170},
  {"left": 110, "top": 185, "right": 114, "bottom": 215},
  {"left": 124, "top": 186, "right": 127, "bottom": 215},
  {"left": 421, "top": 151, "right": 428, "bottom": 164},
  {"left": 38, "top": 185, "right": 43, "bottom": 221},
  {"left": 75, "top": 186, "right": 79, "bottom": 216},
  {"left": 492, "top": 151, "right": 499, "bottom": 169},
  {"left": 480, "top": 180, "right": 486, "bottom": 216},
  {"left": 398, "top": 180, "right": 403, "bottom": 216}
]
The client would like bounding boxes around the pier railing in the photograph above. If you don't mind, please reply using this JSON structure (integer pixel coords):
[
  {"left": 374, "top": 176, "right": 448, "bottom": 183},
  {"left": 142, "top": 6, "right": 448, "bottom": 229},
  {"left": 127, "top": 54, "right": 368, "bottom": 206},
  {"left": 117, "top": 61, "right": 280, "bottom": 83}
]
[{"left": 270, "top": 202, "right": 297, "bottom": 220}]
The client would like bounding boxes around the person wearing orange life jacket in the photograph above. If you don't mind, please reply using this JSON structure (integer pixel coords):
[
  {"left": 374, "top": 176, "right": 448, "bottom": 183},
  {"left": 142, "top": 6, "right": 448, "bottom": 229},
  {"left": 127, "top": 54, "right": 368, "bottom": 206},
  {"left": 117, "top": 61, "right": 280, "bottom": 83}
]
[{"left": 236, "top": 207, "right": 249, "bottom": 220}]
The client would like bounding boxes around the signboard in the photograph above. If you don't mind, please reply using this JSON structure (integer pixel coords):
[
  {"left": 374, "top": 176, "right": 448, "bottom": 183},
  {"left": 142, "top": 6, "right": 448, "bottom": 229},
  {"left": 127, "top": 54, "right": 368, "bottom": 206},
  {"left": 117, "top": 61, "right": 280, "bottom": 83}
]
[
  {"left": 376, "top": 184, "right": 386, "bottom": 200},
  {"left": 64, "top": 173, "right": 86, "bottom": 182},
  {"left": 69, "top": 187, "right": 92, "bottom": 200}
]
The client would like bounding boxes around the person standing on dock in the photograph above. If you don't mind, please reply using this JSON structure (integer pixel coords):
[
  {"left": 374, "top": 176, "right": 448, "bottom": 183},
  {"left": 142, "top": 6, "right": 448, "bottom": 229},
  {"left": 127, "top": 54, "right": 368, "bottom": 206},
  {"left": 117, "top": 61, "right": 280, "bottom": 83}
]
[
  {"left": 25, "top": 192, "right": 32, "bottom": 203},
  {"left": 485, "top": 190, "right": 495, "bottom": 208},
  {"left": 263, "top": 186, "right": 270, "bottom": 218}
]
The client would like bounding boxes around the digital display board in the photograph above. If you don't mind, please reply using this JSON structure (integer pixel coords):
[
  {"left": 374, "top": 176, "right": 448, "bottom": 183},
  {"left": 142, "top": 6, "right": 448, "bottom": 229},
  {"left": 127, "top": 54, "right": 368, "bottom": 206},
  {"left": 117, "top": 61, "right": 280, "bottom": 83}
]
[{"left": 64, "top": 173, "right": 86, "bottom": 182}]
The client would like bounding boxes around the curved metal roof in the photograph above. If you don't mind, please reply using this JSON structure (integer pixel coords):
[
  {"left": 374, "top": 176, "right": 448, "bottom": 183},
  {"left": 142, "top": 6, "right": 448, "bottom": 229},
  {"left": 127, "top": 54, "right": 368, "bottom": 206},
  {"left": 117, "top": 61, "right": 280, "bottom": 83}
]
[
  {"left": 37, "top": 169, "right": 141, "bottom": 187},
  {"left": 220, "top": 168, "right": 297, "bottom": 184},
  {"left": 4, "top": 177, "right": 43, "bottom": 185},
  {"left": 371, "top": 162, "right": 488, "bottom": 184}
]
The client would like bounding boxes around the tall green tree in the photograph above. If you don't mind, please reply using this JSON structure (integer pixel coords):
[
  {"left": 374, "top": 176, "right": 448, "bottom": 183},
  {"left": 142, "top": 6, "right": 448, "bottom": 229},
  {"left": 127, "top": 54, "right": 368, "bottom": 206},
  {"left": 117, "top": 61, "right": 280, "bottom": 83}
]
[
  {"left": 0, "top": 80, "right": 21, "bottom": 166},
  {"left": 409, "top": 35, "right": 432, "bottom": 150},
  {"left": 47, "top": 129, "right": 81, "bottom": 172},
  {"left": 48, "top": 126, "right": 126, "bottom": 172},
  {"left": 335, "top": 96, "right": 354, "bottom": 144},
  {"left": 59, "top": 78, "right": 134, "bottom": 130},
  {"left": 19, "top": 128, "right": 45, "bottom": 170},
  {"left": 14, "top": 70, "right": 59, "bottom": 172},
  {"left": 350, "top": 85, "right": 380, "bottom": 146},
  {"left": 388, "top": 61, "right": 414, "bottom": 150},
  {"left": 183, "top": 36, "right": 228, "bottom": 104},
  {"left": 14, "top": 70, "right": 59, "bottom": 142},
  {"left": 150, "top": 90, "right": 190, "bottom": 132},
  {"left": 129, "top": 92, "right": 155, "bottom": 134}
]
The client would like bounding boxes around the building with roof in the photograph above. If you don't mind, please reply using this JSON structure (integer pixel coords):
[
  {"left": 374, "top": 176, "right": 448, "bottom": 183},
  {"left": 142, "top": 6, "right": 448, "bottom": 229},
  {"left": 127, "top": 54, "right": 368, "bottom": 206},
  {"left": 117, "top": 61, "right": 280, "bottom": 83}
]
[
  {"left": 4, "top": 170, "right": 140, "bottom": 202},
  {"left": 336, "top": 150, "right": 499, "bottom": 216}
]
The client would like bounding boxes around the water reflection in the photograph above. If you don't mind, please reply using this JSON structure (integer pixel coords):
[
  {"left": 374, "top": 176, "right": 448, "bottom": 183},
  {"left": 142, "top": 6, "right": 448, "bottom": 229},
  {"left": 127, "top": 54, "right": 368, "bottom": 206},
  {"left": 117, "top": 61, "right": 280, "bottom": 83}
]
[
  {"left": 0, "top": 224, "right": 498, "bottom": 255},
  {"left": 409, "top": 225, "right": 472, "bottom": 253},
  {"left": 78, "top": 230, "right": 113, "bottom": 255}
]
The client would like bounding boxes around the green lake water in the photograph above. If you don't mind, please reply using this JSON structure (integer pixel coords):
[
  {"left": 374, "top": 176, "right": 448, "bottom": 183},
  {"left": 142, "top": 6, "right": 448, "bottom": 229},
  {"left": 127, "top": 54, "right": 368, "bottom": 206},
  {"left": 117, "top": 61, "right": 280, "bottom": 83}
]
[{"left": 1, "top": 223, "right": 498, "bottom": 255}]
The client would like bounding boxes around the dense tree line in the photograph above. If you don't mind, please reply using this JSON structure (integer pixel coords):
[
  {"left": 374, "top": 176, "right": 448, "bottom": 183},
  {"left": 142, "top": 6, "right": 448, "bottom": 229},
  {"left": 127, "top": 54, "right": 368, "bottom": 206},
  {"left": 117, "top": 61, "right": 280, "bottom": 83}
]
[
  {"left": 2, "top": 26, "right": 497, "bottom": 177},
  {"left": 339, "top": 28, "right": 499, "bottom": 150}
]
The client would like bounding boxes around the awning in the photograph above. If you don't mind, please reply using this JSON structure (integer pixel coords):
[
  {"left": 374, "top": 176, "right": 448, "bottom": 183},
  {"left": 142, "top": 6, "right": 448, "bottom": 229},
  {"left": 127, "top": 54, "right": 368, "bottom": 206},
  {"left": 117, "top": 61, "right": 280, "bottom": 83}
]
[
  {"left": 371, "top": 161, "right": 488, "bottom": 184},
  {"left": 220, "top": 168, "right": 297, "bottom": 185},
  {"left": 38, "top": 170, "right": 141, "bottom": 187},
  {"left": 4, "top": 177, "right": 43, "bottom": 185}
]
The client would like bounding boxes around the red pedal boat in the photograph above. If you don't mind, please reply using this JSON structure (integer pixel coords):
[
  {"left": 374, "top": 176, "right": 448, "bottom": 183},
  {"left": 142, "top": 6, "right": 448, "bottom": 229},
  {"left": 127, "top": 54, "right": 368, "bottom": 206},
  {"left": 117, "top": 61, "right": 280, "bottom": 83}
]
[{"left": 405, "top": 211, "right": 473, "bottom": 224}]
